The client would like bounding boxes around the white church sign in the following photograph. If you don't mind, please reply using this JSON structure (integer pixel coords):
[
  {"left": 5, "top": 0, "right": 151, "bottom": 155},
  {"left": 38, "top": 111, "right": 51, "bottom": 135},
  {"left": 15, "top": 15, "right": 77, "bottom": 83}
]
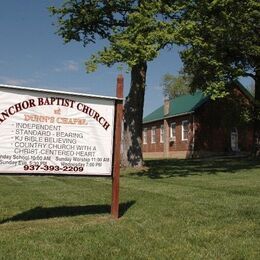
[{"left": 0, "top": 85, "right": 117, "bottom": 176}]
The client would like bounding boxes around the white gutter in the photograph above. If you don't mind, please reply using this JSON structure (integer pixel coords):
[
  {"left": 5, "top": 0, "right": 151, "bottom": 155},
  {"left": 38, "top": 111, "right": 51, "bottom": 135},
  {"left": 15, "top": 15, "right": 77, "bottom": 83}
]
[{"left": 143, "top": 111, "right": 194, "bottom": 124}]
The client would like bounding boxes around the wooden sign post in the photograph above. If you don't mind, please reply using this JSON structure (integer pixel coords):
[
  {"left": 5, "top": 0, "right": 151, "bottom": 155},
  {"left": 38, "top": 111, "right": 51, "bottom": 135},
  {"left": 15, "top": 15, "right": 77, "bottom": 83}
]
[{"left": 111, "top": 75, "right": 124, "bottom": 219}]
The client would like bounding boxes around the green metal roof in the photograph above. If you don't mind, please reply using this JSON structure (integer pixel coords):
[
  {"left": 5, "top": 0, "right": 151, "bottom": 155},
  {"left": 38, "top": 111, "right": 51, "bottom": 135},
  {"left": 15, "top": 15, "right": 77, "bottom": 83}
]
[
  {"left": 143, "top": 91, "right": 208, "bottom": 123},
  {"left": 143, "top": 81, "right": 253, "bottom": 124}
]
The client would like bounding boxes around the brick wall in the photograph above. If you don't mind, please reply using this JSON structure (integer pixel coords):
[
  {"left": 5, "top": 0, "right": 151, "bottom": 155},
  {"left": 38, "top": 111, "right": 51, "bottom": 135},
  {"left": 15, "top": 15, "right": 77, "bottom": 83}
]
[
  {"left": 142, "top": 114, "right": 194, "bottom": 155},
  {"left": 167, "top": 114, "right": 194, "bottom": 152},
  {"left": 195, "top": 91, "right": 254, "bottom": 153},
  {"left": 142, "top": 121, "right": 164, "bottom": 153}
]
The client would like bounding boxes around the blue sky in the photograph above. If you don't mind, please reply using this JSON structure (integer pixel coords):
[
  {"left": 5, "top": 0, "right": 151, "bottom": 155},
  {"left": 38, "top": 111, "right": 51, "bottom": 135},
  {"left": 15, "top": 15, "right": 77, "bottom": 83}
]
[
  {"left": 0, "top": 1, "right": 253, "bottom": 116},
  {"left": 0, "top": 1, "right": 184, "bottom": 116}
]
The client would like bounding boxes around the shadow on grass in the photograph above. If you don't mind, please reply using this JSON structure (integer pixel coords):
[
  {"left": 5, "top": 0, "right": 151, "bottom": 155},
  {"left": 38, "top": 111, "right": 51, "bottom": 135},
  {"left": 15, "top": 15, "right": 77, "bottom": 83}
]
[
  {"left": 131, "top": 157, "right": 260, "bottom": 179},
  {"left": 0, "top": 201, "right": 135, "bottom": 224}
]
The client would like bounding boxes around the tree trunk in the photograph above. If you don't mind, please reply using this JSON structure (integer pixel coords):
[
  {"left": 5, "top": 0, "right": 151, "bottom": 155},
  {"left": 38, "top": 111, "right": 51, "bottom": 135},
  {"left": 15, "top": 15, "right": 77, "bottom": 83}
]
[
  {"left": 252, "top": 68, "right": 260, "bottom": 156},
  {"left": 121, "top": 62, "right": 147, "bottom": 167}
]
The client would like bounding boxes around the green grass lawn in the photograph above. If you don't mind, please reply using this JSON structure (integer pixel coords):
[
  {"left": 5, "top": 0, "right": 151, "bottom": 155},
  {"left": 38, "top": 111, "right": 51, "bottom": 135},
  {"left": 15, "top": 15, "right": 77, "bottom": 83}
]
[{"left": 0, "top": 158, "right": 260, "bottom": 259}]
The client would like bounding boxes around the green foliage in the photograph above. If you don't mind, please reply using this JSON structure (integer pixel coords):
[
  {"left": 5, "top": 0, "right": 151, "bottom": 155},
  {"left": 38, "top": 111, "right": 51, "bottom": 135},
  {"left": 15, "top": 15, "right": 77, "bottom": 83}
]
[
  {"left": 49, "top": 1, "right": 179, "bottom": 72},
  {"left": 161, "top": 72, "right": 191, "bottom": 98},
  {"left": 177, "top": 0, "right": 260, "bottom": 99}
]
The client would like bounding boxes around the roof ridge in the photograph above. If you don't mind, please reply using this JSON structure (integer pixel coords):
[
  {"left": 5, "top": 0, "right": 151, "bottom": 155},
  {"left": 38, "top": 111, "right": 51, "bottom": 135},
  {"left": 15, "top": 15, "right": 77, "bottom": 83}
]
[
  {"left": 233, "top": 80, "right": 254, "bottom": 101},
  {"left": 143, "top": 91, "right": 208, "bottom": 124}
]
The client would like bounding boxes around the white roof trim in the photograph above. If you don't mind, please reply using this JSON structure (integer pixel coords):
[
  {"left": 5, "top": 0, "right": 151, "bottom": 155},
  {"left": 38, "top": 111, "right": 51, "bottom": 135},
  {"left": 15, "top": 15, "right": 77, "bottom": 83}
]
[{"left": 143, "top": 111, "right": 194, "bottom": 124}]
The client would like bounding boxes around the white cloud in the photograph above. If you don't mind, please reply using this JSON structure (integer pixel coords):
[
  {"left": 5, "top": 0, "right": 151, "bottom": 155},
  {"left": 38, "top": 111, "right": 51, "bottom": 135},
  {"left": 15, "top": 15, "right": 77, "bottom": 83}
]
[
  {"left": 66, "top": 60, "right": 79, "bottom": 71},
  {"left": 0, "top": 76, "right": 35, "bottom": 86},
  {"left": 54, "top": 60, "right": 79, "bottom": 73}
]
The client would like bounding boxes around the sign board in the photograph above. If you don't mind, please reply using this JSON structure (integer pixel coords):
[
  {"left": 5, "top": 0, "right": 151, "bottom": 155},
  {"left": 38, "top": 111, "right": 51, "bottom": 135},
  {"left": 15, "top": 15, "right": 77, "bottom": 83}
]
[{"left": 0, "top": 85, "right": 117, "bottom": 176}]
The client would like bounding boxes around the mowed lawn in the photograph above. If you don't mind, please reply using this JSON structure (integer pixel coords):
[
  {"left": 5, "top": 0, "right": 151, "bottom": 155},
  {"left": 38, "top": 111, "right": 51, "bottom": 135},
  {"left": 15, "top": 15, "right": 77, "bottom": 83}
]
[{"left": 0, "top": 158, "right": 260, "bottom": 259}]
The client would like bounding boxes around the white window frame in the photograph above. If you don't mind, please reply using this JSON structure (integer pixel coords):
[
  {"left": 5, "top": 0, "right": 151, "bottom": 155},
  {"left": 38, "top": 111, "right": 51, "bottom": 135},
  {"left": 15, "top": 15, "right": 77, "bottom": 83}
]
[
  {"left": 182, "top": 120, "right": 189, "bottom": 141},
  {"left": 231, "top": 127, "right": 239, "bottom": 152},
  {"left": 170, "top": 122, "right": 176, "bottom": 142},
  {"left": 151, "top": 126, "right": 156, "bottom": 144},
  {"left": 143, "top": 128, "right": 147, "bottom": 144},
  {"left": 160, "top": 125, "right": 164, "bottom": 143}
]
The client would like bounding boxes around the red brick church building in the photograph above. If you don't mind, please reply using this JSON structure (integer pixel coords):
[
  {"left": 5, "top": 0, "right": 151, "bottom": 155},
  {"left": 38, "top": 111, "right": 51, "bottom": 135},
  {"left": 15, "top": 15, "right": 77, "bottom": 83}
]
[{"left": 142, "top": 81, "right": 254, "bottom": 158}]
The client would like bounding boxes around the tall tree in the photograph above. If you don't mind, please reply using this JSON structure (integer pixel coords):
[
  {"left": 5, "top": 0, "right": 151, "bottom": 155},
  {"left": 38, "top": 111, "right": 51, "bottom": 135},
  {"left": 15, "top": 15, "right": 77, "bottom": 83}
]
[
  {"left": 161, "top": 71, "right": 191, "bottom": 99},
  {"left": 177, "top": 0, "right": 260, "bottom": 153},
  {"left": 178, "top": 0, "right": 259, "bottom": 98},
  {"left": 49, "top": 1, "right": 180, "bottom": 167}
]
